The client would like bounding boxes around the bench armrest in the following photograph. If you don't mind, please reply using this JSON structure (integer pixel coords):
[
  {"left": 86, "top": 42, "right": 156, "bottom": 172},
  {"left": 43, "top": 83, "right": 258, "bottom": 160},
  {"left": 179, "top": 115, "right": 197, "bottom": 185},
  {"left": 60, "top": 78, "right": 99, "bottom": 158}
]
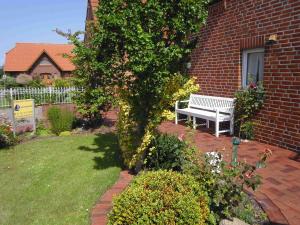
[{"left": 175, "top": 100, "right": 189, "bottom": 109}]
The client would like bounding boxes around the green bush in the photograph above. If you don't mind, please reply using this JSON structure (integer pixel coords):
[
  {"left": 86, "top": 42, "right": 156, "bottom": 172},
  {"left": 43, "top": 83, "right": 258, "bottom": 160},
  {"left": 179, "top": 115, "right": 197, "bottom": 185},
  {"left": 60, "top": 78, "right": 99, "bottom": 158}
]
[
  {"left": 144, "top": 133, "right": 190, "bottom": 171},
  {"left": 233, "top": 193, "right": 267, "bottom": 225},
  {"left": 27, "top": 78, "right": 45, "bottom": 88},
  {"left": 59, "top": 131, "right": 71, "bottom": 136},
  {"left": 53, "top": 79, "right": 73, "bottom": 88},
  {"left": 234, "top": 83, "right": 265, "bottom": 138},
  {"left": 47, "top": 107, "right": 74, "bottom": 135},
  {"left": 0, "top": 76, "right": 22, "bottom": 88},
  {"left": 240, "top": 121, "right": 255, "bottom": 140},
  {"left": 108, "top": 170, "right": 209, "bottom": 225},
  {"left": 36, "top": 121, "right": 52, "bottom": 136}
]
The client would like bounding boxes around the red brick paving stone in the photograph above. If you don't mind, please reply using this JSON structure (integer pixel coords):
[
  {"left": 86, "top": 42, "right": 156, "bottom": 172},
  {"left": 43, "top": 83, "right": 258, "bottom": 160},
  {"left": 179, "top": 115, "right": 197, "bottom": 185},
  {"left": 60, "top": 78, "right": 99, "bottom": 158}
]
[
  {"left": 91, "top": 170, "right": 133, "bottom": 225},
  {"left": 265, "top": 177, "right": 282, "bottom": 185}
]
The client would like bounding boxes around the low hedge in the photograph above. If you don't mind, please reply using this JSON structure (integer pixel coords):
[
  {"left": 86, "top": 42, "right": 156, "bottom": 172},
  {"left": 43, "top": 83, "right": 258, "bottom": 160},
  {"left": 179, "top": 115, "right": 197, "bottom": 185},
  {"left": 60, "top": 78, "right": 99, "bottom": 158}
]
[{"left": 108, "top": 170, "right": 210, "bottom": 225}]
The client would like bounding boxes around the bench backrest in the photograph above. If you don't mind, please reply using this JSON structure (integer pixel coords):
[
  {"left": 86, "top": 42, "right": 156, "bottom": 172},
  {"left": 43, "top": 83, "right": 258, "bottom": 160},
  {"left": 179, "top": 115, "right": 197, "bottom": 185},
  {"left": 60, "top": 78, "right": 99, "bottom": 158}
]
[{"left": 189, "top": 94, "right": 235, "bottom": 113}]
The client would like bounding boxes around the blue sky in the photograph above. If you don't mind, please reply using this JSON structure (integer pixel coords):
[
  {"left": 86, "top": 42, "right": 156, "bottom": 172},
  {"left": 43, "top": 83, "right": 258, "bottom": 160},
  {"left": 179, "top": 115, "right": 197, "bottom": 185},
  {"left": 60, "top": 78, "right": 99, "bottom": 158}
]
[{"left": 0, "top": 0, "right": 87, "bottom": 66}]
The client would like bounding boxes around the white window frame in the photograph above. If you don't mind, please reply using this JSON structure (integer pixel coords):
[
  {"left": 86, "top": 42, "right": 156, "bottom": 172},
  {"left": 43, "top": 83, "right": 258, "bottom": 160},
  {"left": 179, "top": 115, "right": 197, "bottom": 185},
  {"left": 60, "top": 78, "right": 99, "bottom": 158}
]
[{"left": 242, "top": 48, "right": 264, "bottom": 88}]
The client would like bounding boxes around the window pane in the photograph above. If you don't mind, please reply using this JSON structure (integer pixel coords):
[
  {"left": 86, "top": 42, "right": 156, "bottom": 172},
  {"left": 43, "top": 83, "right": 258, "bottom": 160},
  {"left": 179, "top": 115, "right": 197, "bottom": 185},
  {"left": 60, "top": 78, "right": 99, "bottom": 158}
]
[{"left": 246, "top": 52, "right": 264, "bottom": 85}]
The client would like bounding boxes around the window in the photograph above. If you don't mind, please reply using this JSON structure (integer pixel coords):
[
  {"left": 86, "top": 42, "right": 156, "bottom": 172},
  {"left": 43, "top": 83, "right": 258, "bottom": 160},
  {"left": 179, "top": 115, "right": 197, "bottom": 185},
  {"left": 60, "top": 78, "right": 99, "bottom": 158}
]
[{"left": 242, "top": 48, "right": 264, "bottom": 87}]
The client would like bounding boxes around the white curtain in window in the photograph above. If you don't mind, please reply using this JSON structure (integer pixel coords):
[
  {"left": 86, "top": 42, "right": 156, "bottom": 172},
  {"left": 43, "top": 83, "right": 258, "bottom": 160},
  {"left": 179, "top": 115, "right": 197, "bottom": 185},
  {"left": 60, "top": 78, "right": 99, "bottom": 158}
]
[{"left": 246, "top": 52, "right": 264, "bottom": 85}]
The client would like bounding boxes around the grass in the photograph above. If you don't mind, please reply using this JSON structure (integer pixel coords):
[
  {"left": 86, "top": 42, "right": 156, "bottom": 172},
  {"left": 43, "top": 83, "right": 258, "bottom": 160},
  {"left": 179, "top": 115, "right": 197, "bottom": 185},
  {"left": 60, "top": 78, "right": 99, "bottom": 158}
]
[{"left": 0, "top": 134, "right": 122, "bottom": 225}]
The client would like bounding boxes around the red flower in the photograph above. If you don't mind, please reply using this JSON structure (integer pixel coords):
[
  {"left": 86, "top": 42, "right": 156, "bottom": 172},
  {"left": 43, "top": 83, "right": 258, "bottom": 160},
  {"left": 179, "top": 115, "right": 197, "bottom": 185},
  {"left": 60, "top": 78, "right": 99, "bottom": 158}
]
[{"left": 249, "top": 82, "right": 257, "bottom": 89}]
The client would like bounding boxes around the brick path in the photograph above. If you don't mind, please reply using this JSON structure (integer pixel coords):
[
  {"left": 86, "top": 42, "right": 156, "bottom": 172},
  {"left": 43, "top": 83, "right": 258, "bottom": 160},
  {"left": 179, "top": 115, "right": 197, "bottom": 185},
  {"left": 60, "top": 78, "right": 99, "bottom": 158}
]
[
  {"left": 93, "top": 111, "right": 300, "bottom": 225},
  {"left": 160, "top": 121, "right": 300, "bottom": 225},
  {"left": 91, "top": 171, "right": 133, "bottom": 225}
]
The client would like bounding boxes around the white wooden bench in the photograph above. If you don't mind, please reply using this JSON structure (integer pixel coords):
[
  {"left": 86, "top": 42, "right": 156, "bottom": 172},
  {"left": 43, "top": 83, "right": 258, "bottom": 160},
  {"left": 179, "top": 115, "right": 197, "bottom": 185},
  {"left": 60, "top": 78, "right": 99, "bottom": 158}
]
[{"left": 175, "top": 94, "right": 235, "bottom": 137}]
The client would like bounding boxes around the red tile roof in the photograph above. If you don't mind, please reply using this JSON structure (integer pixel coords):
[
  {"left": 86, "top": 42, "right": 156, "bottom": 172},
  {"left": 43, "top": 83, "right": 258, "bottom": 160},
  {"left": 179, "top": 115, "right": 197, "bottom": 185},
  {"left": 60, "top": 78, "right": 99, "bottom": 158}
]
[{"left": 4, "top": 43, "right": 75, "bottom": 72}]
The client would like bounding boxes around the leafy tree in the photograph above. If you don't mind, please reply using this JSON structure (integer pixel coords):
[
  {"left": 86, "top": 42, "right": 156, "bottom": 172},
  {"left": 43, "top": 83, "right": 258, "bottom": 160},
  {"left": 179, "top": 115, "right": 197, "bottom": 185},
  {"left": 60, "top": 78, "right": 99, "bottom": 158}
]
[
  {"left": 56, "top": 29, "right": 114, "bottom": 127},
  {"left": 100, "top": 0, "right": 208, "bottom": 169},
  {"left": 64, "top": 0, "right": 208, "bottom": 168}
]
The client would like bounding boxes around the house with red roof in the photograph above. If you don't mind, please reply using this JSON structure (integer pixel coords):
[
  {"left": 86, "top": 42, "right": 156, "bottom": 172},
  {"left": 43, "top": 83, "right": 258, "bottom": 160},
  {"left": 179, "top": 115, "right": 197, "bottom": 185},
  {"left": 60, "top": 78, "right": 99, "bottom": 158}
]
[{"left": 4, "top": 43, "right": 75, "bottom": 85}]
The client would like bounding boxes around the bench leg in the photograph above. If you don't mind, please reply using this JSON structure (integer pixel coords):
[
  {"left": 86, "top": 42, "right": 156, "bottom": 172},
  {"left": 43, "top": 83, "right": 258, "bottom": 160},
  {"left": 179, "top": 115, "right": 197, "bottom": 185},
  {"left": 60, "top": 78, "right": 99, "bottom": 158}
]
[
  {"left": 188, "top": 115, "right": 191, "bottom": 122},
  {"left": 206, "top": 119, "right": 209, "bottom": 128},
  {"left": 193, "top": 117, "right": 196, "bottom": 129},
  {"left": 230, "top": 116, "right": 234, "bottom": 135},
  {"left": 175, "top": 112, "right": 178, "bottom": 124},
  {"left": 215, "top": 120, "right": 219, "bottom": 137}
]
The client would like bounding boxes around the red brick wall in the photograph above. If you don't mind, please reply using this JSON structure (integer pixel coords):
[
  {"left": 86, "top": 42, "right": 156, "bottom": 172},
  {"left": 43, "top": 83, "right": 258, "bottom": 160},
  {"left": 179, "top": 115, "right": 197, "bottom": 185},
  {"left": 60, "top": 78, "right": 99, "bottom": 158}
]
[{"left": 190, "top": 0, "right": 300, "bottom": 151}]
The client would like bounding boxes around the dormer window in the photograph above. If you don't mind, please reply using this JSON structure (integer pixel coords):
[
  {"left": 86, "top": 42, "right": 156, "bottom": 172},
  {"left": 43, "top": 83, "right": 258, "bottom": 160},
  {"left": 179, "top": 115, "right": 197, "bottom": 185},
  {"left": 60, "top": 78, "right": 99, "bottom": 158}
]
[{"left": 39, "top": 56, "right": 51, "bottom": 65}]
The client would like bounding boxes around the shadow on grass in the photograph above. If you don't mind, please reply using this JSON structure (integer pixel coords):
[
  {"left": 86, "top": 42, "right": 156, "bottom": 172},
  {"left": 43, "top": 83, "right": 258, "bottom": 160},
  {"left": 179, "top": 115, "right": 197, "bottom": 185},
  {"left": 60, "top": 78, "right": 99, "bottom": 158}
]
[{"left": 78, "top": 132, "right": 123, "bottom": 170}]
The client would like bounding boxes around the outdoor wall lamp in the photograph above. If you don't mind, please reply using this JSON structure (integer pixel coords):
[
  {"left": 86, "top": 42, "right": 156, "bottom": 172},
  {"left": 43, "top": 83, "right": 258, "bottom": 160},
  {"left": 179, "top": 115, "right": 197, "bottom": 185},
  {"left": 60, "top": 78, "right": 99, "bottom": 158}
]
[{"left": 267, "top": 34, "right": 278, "bottom": 45}]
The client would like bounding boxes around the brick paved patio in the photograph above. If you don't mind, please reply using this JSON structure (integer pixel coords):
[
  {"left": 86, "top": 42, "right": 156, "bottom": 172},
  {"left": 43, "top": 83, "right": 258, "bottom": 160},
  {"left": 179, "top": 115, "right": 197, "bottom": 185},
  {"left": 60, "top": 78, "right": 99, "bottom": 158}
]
[
  {"left": 160, "top": 121, "right": 300, "bottom": 225},
  {"left": 94, "top": 112, "right": 300, "bottom": 225}
]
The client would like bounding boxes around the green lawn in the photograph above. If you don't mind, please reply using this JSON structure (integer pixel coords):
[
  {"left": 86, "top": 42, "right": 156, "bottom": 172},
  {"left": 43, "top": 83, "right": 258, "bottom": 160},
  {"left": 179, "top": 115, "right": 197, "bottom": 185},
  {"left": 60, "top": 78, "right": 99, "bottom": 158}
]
[{"left": 0, "top": 134, "right": 122, "bottom": 225}]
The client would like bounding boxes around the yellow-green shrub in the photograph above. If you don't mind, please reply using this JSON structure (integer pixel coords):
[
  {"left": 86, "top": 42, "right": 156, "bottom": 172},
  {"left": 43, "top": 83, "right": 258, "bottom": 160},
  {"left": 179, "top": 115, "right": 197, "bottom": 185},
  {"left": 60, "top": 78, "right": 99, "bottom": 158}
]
[
  {"left": 108, "top": 170, "right": 210, "bottom": 225},
  {"left": 162, "top": 75, "right": 200, "bottom": 121},
  {"left": 117, "top": 75, "right": 200, "bottom": 169}
]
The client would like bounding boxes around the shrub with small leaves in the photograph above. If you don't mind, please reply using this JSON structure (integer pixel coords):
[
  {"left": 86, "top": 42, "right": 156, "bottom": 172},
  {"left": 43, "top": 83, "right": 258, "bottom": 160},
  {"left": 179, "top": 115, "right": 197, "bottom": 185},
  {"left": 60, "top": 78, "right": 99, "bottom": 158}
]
[
  {"left": 47, "top": 107, "right": 74, "bottom": 135},
  {"left": 108, "top": 170, "right": 210, "bottom": 225},
  {"left": 144, "top": 133, "right": 190, "bottom": 171}
]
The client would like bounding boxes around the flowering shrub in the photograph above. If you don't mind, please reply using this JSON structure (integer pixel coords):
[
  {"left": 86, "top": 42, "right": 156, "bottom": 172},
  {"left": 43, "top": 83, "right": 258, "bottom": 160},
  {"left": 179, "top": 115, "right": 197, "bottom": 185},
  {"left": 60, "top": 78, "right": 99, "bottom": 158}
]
[
  {"left": 234, "top": 83, "right": 265, "bottom": 139},
  {"left": 108, "top": 170, "right": 210, "bottom": 225},
  {"left": 183, "top": 148, "right": 272, "bottom": 224},
  {"left": 0, "top": 114, "right": 15, "bottom": 148}
]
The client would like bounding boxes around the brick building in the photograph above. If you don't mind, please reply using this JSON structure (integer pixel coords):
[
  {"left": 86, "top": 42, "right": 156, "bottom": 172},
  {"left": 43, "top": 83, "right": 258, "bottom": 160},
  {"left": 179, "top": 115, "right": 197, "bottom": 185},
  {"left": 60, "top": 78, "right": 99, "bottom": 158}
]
[
  {"left": 85, "top": 0, "right": 299, "bottom": 151},
  {"left": 4, "top": 43, "right": 75, "bottom": 85},
  {"left": 189, "top": 0, "right": 299, "bottom": 151}
]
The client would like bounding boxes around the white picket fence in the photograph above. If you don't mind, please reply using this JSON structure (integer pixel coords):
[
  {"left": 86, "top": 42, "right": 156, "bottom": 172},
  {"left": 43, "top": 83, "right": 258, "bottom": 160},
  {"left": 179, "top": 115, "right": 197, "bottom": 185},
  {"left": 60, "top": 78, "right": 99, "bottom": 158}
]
[{"left": 0, "top": 87, "right": 84, "bottom": 108}]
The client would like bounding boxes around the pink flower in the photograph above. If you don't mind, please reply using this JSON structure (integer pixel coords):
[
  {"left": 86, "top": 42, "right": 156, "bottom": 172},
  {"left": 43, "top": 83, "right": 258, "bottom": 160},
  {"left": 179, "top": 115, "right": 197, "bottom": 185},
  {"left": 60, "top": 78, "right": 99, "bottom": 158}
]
[
  {"left": 178, "top": 133, "right": 185, "bottom": 141},
  {"left": 249, "top": 82, "right": 257, "bottom": 89},
  {"left": 245, "top": 172, "right": 253, "bottom": 179}
]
